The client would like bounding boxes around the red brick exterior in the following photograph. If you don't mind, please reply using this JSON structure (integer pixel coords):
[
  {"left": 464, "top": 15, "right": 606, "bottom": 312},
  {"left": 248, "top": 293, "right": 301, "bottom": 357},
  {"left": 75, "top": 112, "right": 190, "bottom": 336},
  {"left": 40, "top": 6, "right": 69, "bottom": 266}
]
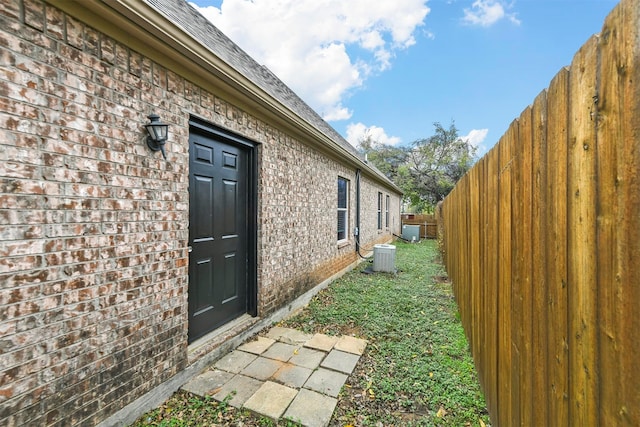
[{"left": 0, "top": 1, "right": 401, "bottom": 425}]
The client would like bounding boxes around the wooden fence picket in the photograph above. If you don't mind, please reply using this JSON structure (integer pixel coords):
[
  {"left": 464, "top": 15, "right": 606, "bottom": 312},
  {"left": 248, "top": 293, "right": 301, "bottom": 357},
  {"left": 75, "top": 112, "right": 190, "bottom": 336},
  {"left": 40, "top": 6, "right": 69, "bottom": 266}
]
[{"left": 545, "top": 66, "right": 570, "bottom": 427}]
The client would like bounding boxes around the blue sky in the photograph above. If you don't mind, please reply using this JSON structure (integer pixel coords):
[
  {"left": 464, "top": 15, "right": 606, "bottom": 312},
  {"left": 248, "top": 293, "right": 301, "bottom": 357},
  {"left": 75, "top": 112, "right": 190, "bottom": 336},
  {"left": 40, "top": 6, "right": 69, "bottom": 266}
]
[{"left": 189, "top": 0, "right": 619, "bottom": 156}]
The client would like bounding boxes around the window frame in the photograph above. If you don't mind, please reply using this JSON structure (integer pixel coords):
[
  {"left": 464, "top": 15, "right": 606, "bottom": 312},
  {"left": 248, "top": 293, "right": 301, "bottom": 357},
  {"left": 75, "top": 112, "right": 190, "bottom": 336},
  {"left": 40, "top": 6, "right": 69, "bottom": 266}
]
[
  {"left": 385, "top": 194, "right": 390, "bottom": 229},
  {"left": 337, "top": 177, "right": 349, "bottom": 242},
  {"left": 377, "top": 192, "right": 383, "bottom": 230}
]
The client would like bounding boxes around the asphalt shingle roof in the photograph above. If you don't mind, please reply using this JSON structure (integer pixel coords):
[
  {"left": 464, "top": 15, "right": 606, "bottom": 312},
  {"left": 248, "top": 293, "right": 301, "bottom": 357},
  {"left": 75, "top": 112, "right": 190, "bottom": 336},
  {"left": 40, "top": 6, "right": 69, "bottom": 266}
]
[{"left": 146, "top": 0, "right": 361, "bottom": 159}]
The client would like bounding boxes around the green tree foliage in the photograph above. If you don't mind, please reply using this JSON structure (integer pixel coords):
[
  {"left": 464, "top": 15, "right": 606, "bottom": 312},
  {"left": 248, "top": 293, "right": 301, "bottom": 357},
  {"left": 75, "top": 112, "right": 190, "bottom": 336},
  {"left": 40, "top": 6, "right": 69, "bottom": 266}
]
[
  {"left": 358, "top": 121, "right": 476, "bottom": 213},
  {"left": 358, "top": 135, "right": 408, "bottom": 183}
]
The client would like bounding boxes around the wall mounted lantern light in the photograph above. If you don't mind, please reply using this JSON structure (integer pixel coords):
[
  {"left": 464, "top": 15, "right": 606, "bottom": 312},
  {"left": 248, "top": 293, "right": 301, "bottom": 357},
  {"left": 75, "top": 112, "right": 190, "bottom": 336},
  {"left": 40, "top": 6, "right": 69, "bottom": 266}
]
[{"left": 145, "top": 113, "right": 169, "bottom": 159}]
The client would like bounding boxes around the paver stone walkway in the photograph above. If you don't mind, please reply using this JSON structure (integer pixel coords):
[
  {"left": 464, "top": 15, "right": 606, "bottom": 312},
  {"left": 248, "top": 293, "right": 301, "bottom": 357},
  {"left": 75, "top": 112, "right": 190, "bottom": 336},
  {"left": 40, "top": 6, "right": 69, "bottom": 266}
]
[{"left": 181, "top": 327, "right": 367, "bottom": 427}]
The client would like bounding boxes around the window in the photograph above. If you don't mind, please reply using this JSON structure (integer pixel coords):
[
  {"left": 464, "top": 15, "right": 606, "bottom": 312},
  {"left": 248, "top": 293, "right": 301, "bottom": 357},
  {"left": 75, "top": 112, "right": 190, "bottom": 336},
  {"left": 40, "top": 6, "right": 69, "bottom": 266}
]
[
  {"left": 385, "top": 195, "right": 390, "bottom": 228},
  {"left": 337, "top": 177, "right": 349, "bottom": 241},
  {"left": 377, "top": 192, "right": 383, "bottom": 230}
]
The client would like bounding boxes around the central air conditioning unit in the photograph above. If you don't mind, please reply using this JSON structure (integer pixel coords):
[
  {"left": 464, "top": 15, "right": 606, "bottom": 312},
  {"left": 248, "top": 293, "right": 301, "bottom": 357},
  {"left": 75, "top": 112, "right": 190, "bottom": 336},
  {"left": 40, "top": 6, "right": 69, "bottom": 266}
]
[
  {"left": 402, "top": 224, "right": 420, "bottom": 242},
  {"left": 373, "top": 244, "right": 396, "bottom": 272}
]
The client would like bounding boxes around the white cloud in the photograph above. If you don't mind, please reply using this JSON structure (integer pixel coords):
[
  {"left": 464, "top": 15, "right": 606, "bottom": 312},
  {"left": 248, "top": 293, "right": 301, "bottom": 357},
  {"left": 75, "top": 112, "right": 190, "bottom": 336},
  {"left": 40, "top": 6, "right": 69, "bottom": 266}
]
[
  {"left": 462, "top": 0, "right": 520, "bottom": 27},
  {"left": 423, "top": 29, "right": 436, "bottom": 40},
  {"left": 190, "top": 0, "right": 430, "bottom": 121},
  {"left": 346, "top": 122, "right": 402, "bottom": 147},
  {"left": 461, "top": 128, "right": 489, "bottom": 150}
]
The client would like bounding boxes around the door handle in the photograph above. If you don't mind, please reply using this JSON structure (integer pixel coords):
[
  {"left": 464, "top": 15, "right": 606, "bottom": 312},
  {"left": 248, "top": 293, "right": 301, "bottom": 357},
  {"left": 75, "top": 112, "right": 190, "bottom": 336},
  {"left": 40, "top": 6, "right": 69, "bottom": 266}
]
[{"left": 188, "top": 246, "right": 193, "bottom": 253}]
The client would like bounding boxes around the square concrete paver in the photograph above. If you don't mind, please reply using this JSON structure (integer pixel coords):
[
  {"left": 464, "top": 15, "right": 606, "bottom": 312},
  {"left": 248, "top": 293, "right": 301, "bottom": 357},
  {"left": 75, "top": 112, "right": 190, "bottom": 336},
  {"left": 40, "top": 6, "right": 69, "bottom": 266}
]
[
  {"left": 212, "top": 374, "right": 263, "bottom": 407},
  {"left": 243, "top": 381, "right": 298, "bottom": 420},
  {"left": 266, "top": 327, "right": 313, "bottom": 345},
  {"left": 238, "top": 336, "right": 276, "bottom": 355},
  {"left": 289, "top": 347, "right": 326, "bottom": 370},
  {"left": 241, "top": 356, "right": 283, "bottom": 380},
  {"left": 214, "top": 350, "right": 257, "bottom": 374},
  {"left": 261, "top": 342, "right": 299, "bottom": 362},
  {"left": 334, "top": 336, "right": 367, "bottom": 355},
  {"left": 304, "top": 333, "right": 338, "bottom": 352},
  {"left": 283, "top": 388, "right": 337, "bottom": 427},
  {"left": 272, "top": 363, "right": 313, "bottom": 388},
  {"left": 320, "top": 349, "right": 361, "bottom": 374},
  {"left": 181, "top": 369, "right": 234, "bottom": 396},
  {"left": 303, "top": 368, "right": 348, "bottom": 397}
]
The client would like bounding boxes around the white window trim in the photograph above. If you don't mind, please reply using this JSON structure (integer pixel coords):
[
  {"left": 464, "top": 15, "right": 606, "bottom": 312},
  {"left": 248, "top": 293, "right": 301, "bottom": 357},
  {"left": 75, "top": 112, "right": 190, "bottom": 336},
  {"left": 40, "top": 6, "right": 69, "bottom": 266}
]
[
  {"left": 377, "top": 192, "right": 383, "bottom": 230},
  {"left": 385, "top": 195, "right": 390, "bottom": 229},
  {"left": 337, "top": 177, "right": 349, "bottom": 243}
]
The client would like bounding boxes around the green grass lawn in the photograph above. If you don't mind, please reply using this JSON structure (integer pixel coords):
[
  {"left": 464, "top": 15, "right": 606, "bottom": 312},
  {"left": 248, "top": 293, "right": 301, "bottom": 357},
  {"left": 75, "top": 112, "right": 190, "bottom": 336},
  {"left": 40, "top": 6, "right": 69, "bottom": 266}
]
[
  {"left": 282, "top": 240, "right": 488, "bottom": 426},
  {"left": 132, "top": 239, "right": 489, "bottom": 427}
]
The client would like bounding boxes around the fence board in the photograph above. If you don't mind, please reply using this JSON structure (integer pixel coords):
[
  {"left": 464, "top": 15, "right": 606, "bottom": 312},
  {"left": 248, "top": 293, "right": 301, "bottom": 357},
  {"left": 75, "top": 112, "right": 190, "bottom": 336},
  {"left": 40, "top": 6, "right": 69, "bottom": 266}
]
[
  {"left": 484, "top": 147, "right": 499, "bottom": 419},
  {"left": 567, "top": 35, "right": 599, "bottom": 427},
  {"left": 545, "top": 67, "right": 570, "bottom": 426},
  {"left": 461, "top": 174, "right": 471, "bottom": 337},
  {"left": 597, "top": 1, "right": 640, "bottom": 424},
  {"left": 509, "top": 121, "right": 520, "bottom": 427},
  {"left": 531, "top": 89, "right": 549, "bottom": 426},
  {"left": 469, "top": 163, "right": 481, "bottom": 366},
  {"left": 595, "top": 12, "right": 618, "bottom": 426},
  {"left": 476, "top": 157, "right": 488, "bottom": 402},
  {"left": 514, "top": 104, "right": 534, "bottom": 427},
  {"left": 497, "top": 122, "right": 514, "bottom": 426}
]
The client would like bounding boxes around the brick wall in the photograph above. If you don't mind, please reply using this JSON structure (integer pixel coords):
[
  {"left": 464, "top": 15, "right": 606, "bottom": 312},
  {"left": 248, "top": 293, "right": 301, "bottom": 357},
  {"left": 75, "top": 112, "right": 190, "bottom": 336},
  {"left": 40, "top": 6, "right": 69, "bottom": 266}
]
[
  {"left": 0, "top": 1, "right": 191, "bottom": 424},
  {"left": 358, "top": 174, "right": 401, "bottom": 242},
  {"left": 0, "top": 0, "right": 402, "bottom": 425}
]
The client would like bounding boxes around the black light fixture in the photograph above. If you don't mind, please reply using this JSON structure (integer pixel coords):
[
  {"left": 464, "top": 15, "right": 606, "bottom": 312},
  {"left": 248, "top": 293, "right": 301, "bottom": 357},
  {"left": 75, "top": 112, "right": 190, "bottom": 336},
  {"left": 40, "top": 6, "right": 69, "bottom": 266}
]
[{"left": 145, "top": 113, "right": 169, "bottom": 159}]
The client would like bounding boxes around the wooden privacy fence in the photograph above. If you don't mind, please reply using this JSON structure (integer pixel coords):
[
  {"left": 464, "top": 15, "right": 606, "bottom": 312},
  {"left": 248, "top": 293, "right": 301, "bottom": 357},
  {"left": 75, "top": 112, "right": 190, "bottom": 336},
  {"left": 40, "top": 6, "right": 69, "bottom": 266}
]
[
  {"left": 401, "top": 214, "right": 437, "bottom": 239},
  {"left": 437, "top": 0, "right": 639, "bottom": 425}
]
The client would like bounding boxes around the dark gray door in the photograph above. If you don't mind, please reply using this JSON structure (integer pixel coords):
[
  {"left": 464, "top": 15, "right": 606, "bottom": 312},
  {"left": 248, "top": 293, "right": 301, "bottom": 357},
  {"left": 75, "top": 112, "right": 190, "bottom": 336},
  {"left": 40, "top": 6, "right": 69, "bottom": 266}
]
[{"left": 188, "top": 130, "right": 249, "bottom": 342}]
